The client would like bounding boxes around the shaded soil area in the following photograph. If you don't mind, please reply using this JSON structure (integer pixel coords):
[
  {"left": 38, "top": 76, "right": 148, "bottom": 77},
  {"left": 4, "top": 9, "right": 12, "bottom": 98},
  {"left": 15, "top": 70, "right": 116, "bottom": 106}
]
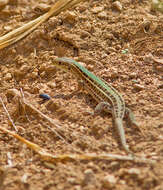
[{"left": 0, "top": 0, "right": 163, "bottom": 189}]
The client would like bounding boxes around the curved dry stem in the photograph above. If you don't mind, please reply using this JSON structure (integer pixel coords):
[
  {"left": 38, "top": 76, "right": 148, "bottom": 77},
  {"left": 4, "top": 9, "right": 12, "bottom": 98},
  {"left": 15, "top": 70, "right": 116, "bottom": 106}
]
[{"left": 0, "top": 0, "right": 85, "bottom": 49}]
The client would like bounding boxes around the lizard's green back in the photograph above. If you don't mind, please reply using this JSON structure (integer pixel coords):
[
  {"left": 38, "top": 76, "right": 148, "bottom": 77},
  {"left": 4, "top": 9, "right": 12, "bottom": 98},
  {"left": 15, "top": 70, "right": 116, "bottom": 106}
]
[{"left": 54, "top": 57, "right": 125, "bottom": 118}]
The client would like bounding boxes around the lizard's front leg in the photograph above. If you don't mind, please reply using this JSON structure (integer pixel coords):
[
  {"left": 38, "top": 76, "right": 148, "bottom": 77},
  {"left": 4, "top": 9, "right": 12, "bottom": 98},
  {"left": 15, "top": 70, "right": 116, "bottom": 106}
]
[{"left": 94, "top": 101, "right": 112, "bottom": 115}]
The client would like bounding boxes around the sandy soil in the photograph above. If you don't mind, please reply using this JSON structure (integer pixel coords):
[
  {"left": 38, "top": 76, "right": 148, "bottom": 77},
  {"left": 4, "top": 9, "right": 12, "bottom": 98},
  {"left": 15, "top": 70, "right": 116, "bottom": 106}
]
[{"left": 0, "top": 0, "right": 163, "bottom": 189}]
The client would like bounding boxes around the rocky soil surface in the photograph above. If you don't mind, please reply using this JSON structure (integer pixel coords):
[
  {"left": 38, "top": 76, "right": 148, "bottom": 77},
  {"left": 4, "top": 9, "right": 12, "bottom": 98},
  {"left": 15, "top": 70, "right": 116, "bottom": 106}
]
[{"left": 0, "top": 0, "right": 163, "bottom": 189}]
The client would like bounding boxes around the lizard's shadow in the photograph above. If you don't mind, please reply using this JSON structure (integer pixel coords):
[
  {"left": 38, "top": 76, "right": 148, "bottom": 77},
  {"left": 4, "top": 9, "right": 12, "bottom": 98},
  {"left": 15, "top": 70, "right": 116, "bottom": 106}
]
[{"left": 52, "top": 91, "right": 106, "bottom": 113}]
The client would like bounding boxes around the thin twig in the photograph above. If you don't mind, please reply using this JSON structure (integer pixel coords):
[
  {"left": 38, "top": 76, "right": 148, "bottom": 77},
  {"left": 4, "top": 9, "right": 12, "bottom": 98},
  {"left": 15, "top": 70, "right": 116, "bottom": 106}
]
[
  {"left": 19, "top": 89, "right": 70, "bottom": 144},
  {"left": 0, "top": 0, "right": 85, "bottom": 49},
  {"left": 0, "top": 97, "right": 18, "bottom": 131},
  {"left": 19, "top": 88, "right": 31, "bottom": 123},
  {"left": 0, "top": 127, "right": 157, "bottom": 164},
  {"left": 46, "top": 124, "right": 70, "bottom": 145},
  {"left": 7, "top": 152, "right": 13, "bottom": 167}
]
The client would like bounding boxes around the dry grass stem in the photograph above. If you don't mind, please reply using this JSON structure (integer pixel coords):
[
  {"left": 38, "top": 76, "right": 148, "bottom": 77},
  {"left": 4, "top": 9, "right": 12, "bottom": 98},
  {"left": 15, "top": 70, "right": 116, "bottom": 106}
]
[
  {"left": 0, "top": 97, "right": 18, "bottom": 131},
  {"left": 0, "top": 0, "right": 85, "bottom": 49},
  {"left": 0, "top": 127, "right": 156, "bottom": 164},
  {"left": 19, "top": 89, "right": 69, "bottom": 144}
]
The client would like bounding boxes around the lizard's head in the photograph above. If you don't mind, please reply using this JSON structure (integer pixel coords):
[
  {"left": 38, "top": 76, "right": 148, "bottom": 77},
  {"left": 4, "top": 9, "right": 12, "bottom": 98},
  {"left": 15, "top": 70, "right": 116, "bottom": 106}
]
[{"left": 53, "top": 57, "right": 76, "bottom": 73}]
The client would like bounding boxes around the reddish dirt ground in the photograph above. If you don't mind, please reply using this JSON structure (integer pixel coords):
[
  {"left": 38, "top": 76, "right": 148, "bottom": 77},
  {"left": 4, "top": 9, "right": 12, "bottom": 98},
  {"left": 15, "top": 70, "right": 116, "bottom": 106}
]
[{"left": 0, "top": 0, "right": 163, "bottom": 189}]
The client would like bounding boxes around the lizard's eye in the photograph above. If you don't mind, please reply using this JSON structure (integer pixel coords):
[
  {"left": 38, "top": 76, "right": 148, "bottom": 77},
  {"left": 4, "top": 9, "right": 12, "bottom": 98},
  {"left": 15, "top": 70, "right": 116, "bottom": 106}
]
[{"left": 58, "top": 62, "right": 61, "bottom": 65}]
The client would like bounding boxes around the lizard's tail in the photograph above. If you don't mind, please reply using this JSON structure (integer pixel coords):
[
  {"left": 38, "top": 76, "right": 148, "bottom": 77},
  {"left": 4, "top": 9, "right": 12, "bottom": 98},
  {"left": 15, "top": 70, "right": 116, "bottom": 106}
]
[{"left": 115, "top": 118, "right": 134, "bottom": 157}]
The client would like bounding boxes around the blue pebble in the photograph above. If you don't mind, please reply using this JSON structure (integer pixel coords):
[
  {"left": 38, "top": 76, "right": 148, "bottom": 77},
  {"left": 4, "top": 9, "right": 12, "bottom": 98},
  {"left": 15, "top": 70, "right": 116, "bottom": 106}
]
[{"left": 39, "top": 94, "right": 51, "bottom": 100}]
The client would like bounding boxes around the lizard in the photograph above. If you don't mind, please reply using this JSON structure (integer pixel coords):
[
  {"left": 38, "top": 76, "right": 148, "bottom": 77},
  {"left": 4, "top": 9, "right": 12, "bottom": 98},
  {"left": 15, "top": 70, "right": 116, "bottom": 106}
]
[{"left": 52, "top": 57, "right": 139, "bottom": 156}]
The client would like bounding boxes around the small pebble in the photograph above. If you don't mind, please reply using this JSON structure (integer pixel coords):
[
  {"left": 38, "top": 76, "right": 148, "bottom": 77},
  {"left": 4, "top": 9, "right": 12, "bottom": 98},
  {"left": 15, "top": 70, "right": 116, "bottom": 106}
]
[
  {"left": 80, "top": 31, "right": 90, "bottom": 38},
  {"left": 128, "top": 168, "right": 141, "bottom": 175},
  {"left": 129, "top": 73, "right": 137, "bottom": 78},
  {"left": 92, "top": 6, "right": 104, "bottom": 13},
  {"left": 20, "top": 65, "right": 30, "bottom": 73},
  {"left": 158, "top": 123, "right": 163, "bottom": 128},
  {"left": 107, "top": 47, "right": 116, "bottom": 52},
  {"left": 158, "top": 135, "right": 163, "bottom": 140},
  {"left": 115, "top": 44, "right": 121, "bottom": 50},
  {"left": 98, "top": 11, "right": 107, "bottom": 19},
  {"left": 110, "top": 71, "right": 119, "bottom": 79},
  {"left": 4, "top": 73, "right": 12, "bottom": 81},
  {"left": 133, "top": 84, "right": 145, "bottom": 91},
  {"left": 28, "top": 71, "right": 38, "bottom": 79},
  {"left": 83, "top": 169, "right": 96, "bottom": 185},
  {"left": 47, "top": 81, "right": 56, "bottom": 89},
  {"left": 112, "top": 1, "right": 123, "bottom": 12},
  {"left": 102, "top": 175, "right": 117, "bottom": 188},
  {"left": 110, "top": 161, "right": 120, "bottom": 170},
  {"left": 44, "top": 162, "right": 55, "bottom": 169},
  {"left": 4, "top": 25, "right": 12, "bottom": 31},
  {"left": 67, "top": 177, "right": 77, "bottom": 185},
  {"left": 119, "top": 180, "right": 126, "bottom": 185},
  {"left": 64, "top": 11, "right": 77, "bottom": 24},
  {"left": 105, "top": 33, "right": 115, "bottom": 40},
  {"left": 6, "top": 89, "right": 21, "bottom": 98}
]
